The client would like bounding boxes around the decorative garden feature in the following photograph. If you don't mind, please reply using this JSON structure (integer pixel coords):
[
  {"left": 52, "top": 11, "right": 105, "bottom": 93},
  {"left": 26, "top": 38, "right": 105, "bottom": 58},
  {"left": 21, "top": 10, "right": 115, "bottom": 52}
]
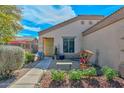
[{"left": 79, "top": 50, "right": 94, "bottom": 69}]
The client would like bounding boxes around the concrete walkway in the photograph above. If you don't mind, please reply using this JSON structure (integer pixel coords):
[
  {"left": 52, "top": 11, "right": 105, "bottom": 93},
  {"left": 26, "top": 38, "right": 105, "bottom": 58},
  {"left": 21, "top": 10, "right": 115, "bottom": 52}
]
[{"left": 9, "top": 57, "right": 52, "bottom": 88}]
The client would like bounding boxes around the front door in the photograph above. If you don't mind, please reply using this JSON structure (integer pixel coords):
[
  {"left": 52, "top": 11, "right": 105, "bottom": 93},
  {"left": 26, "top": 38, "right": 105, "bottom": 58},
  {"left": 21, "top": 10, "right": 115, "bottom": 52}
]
[{"left": 43, "top": 38, "right": 54, "bottom": 56}]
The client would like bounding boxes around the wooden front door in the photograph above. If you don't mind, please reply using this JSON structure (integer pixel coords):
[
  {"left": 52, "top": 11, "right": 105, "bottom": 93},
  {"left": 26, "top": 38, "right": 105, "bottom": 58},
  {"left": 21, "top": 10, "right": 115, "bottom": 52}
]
[{"left": 43, "top": 38, "right": 54, "bottom": 56}]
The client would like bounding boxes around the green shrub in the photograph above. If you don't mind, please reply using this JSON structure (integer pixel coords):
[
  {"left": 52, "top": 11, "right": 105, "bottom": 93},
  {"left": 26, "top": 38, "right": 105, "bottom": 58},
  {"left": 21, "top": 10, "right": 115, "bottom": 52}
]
[
  {"left": 81, "top": 67, "right": 97, "bottom": 77},
  {"left": 69, "top": 70, "right": 82, "bottom": 80},
  {"left": 102, "top": 66, "right": 118, "bottom": 81},
  {"left": 0, "top": 45, "right": 25, "bottom": 79},
  {"left": 51, "top": 70, "right": 65, "bottom": 81},
  {"left": 69, "top": 68, "right": 96, "bottom": 80},
  {"left": 25, "top": 51, "right": 34, "bottom": 64}
]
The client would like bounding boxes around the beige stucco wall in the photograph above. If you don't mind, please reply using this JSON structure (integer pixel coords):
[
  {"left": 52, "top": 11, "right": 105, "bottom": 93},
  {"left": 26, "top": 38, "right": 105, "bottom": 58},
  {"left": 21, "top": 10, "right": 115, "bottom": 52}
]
[
  {"left": 39, "top": 20, "right": 100, "bottom": 57},
  {"left": 83, "top": 19, "right": 124, "bottom": 70},
  {"left": 118, "top": 21, "right": 124, "bottom": 63}
]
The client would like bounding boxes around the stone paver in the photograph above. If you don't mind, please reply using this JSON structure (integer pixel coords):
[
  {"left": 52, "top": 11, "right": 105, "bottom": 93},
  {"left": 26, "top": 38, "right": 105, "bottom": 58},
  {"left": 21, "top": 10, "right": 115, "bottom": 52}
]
[{"left": 9, "top": 57, "right": 52, "bottom": 88}]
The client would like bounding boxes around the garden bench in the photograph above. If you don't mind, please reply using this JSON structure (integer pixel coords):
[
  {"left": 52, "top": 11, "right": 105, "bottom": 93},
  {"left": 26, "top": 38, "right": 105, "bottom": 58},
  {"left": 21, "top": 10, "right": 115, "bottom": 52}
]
[{"left": 56, "top": 62, "right": 72, "bottom": 69}]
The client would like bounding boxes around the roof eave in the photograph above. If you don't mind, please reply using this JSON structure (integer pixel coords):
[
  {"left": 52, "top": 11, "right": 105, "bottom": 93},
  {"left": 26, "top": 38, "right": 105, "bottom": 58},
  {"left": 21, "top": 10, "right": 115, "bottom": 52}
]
[
  {"left": 82, "top": 7, "right": 124, "bottom": 36},
  {"left": 39, "top": 15, "right": 104, "bottom": 36}
]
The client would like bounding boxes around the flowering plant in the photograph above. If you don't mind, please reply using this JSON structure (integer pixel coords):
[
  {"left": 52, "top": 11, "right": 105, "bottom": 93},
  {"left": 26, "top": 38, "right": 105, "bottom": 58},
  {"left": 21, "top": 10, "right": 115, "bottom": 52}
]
[{"left": 79, "top": 50, "right": 94, "bottom": 64}]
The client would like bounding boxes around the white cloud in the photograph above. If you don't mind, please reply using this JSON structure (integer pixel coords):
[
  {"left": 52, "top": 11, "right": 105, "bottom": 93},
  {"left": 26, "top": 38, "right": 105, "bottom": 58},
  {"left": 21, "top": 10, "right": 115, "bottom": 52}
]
[
  {"left": 21, "top": 5, "right": 76, "bottom": 25},
  {"left": 23, "top": 25, "right": 41, "bottom": 32}
]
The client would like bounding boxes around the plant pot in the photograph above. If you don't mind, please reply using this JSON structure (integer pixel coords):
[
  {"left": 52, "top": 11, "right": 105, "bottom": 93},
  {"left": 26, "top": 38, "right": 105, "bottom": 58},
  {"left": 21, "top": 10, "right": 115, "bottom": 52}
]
[
  {"left": 54, "top": 55, "right": 57, "bottom": 60},
  {"left": 80, "top": 63, "right": 89, "bottom": 70}
]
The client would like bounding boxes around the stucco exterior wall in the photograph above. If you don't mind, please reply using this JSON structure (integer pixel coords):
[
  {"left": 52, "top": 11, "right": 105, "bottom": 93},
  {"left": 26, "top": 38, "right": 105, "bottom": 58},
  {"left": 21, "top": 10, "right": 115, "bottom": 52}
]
[
  {"left": 117, "top": 21, "right": 124, "bottom": 63},
  {"left": 83, "top": 19, "right": 124, "bottom": 70},
  {"left": 39, "top": 20, "right": 100, "bottom": 57}
]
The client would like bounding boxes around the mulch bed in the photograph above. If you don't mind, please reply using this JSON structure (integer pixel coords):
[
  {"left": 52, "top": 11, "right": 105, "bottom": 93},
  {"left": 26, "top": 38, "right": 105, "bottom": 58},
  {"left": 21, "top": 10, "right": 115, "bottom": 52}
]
[
  {"left": 40, "top": 71, "right": 124, "bottom": 88},
  {"left": 40, "top": 72, "right": 69, "bottom": 88}
]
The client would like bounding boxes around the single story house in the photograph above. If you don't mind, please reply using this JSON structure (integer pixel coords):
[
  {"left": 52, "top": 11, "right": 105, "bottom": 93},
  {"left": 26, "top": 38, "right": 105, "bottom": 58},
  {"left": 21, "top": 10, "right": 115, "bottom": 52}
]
[
  {"left": 39, "top": 7, "right": 124, "bottom": 70},
  {"left": 39, "top": 15, "right": 104, "bottom": 57}
]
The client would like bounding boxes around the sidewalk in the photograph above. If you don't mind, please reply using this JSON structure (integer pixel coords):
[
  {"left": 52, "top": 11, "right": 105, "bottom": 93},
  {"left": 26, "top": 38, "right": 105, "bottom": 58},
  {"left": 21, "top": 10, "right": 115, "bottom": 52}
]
[{"left": 9, "top": 57, "right": 52, "bottom": 88}]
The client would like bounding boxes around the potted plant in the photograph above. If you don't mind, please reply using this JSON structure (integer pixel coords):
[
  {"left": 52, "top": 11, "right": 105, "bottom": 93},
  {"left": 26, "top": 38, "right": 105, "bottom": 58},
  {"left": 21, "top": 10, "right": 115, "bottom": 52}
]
[{"left": 79, "top": 50, "right": 94, "bottom": 69}]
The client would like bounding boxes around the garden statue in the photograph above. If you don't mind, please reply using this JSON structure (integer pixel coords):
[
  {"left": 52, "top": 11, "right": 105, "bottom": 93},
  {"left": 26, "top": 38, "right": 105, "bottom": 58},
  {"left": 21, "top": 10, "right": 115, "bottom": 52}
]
[{"left": 79, "top": 50, "right": 94, "bottom": 69}]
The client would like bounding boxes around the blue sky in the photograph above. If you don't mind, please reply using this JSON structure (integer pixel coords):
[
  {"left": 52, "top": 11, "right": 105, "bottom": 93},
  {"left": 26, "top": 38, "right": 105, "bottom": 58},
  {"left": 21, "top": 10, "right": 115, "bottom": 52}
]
[{"left": 17, "top": 5, "right": 124, "bottom": 38}]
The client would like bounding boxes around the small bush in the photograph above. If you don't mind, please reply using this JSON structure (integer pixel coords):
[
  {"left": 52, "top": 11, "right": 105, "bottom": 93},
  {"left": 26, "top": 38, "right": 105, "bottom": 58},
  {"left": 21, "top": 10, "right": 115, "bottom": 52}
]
[
  {"left": 81, "top": 67, "right": 97, "bottom": 77},
  {"left": 69, "top": 70, "right": 82, "bottom": 80},
  {"left": 69, "top": 68, "right": 96, "bottom": 80},
  {"left": 102, "top": 66, "right": 118, "bottom": 81},
  {"left": 25, "top": 51, "right": 34, "bottom": 64},
  {"left": 51, "top": 70, "right": 65, "bottom": 81},
  {"left": 0, "top": 45, "right": 25, "bottom": 79}
]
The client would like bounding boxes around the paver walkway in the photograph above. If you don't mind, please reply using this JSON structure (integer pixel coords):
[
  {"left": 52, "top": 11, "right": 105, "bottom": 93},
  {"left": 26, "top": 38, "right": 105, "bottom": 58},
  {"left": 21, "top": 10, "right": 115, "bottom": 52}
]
[{"left": 9, "top": 57, "right": 52, "bottom": 88}]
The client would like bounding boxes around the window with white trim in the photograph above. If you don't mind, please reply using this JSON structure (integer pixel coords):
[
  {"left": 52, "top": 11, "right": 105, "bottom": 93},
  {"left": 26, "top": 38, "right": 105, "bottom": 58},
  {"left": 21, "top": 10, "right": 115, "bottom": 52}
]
[{"left": 63, "top": 37, "right": 75, "bottom": 53}]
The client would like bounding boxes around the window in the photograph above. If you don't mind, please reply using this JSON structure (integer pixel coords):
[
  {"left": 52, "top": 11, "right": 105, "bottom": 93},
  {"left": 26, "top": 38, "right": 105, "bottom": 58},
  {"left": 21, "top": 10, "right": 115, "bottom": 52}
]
[
  {"left": 63, "top": 37, "right": 75, "bottom": 53},
  {"left": 81, "top": 21, "right": 84, "bottom": 24},
  {"left": 89, "top": 21, "right": 93, "bottom": 25}
]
